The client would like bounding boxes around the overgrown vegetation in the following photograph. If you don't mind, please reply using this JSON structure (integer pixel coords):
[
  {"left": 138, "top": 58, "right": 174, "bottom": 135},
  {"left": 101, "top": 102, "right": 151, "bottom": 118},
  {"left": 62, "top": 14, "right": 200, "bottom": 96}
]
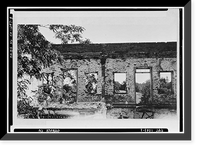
[
  {"left": 136, "top": 78, "right": 174, "bottom": 105},
  {"left": 85, "top": 73, "right": 98, "bottom": 94},
  {"left": 17, "top": 97, "right": 39, "bottom": 118},
  {"left": 154, "top": 78, "right": 174, "bottom": 106},
  {"left": 135, "top": 80, "right": 150, "bottom": 104},
  {"left": 16, "top": 24, "right": 91, "bottom": 118},
  {"left": 114, "top": 81, "right": 126, "bottom": 93}
]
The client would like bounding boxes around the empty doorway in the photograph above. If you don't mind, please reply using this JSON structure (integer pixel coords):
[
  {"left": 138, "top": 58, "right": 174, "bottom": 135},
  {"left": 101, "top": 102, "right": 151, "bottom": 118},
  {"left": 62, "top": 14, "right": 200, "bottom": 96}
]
[{"left": 135, "top": 68, "right": 151, "bottom": 104}]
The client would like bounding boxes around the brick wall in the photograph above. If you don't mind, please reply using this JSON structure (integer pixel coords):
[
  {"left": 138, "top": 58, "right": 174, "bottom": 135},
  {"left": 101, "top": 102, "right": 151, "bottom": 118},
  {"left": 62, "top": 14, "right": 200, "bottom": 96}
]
[{"left": 53, "top": 42, "right": 177, "bottom": 103}]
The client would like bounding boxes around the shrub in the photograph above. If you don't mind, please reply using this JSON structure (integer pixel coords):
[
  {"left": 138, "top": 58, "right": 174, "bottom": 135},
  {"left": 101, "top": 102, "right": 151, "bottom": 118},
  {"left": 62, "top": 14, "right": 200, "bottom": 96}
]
[{"left": 17, "top": 98, "right": 39, "bottom": 118}]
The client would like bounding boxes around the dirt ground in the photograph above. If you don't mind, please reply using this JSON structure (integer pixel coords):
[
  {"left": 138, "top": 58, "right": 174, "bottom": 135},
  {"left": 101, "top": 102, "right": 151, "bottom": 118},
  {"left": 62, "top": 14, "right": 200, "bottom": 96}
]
[
  {"left": 153, "top": 109, "right": 177, "bottom": 119},
  {"left": 18, "top": 104, "right": 177, "bottom": 120},
  {"left": 106, "top": 108, "right": 177, "bottom": 119}
]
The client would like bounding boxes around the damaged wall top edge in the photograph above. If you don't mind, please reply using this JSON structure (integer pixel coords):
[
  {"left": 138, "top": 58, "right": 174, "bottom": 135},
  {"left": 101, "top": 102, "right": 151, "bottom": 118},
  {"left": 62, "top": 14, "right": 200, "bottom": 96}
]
[{"left": 52, "top": 42, "right": 177, "bottom": 59}]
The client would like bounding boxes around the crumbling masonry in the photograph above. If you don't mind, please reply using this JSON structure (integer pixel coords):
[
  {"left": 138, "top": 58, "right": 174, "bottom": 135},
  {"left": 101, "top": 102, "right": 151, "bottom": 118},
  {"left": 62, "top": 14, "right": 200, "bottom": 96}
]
[{"left": 52, "top": 42, "right": 177, "bottom": 105}]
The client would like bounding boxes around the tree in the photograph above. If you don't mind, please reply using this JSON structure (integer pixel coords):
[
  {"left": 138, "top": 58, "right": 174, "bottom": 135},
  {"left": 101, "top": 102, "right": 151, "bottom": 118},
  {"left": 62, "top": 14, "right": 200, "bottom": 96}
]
[
  {"left": 17, "top": 25, "right": 63, "bottom": 79},
  {"left": 135, "top": 83, "right": 140, "bottom": 92},
  {"left": 158, "top": 78, "right": 172, "bottom": 94},
  {"left": 45, "top": 24, "right": 92, "bottom": 44},
  {"left": 85, "top": 74, "right": 97, "bottom": 94},
  {"left": 114, "top": 81, "right": 121, "bottom": 93},
  {"left": 17, "top": 24, "right": 90, "bottom": 99},
  {"left": 120, "top": 81, "right": 126, "bottom": 91},
  {"left": 139, "top": 80, "right": 151, "bottom": 104}
]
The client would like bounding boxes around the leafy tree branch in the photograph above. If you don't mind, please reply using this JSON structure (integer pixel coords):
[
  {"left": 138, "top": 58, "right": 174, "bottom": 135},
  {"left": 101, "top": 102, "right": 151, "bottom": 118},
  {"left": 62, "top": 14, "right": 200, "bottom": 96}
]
[{"left": 17, "top": 24, "right": 91, "bottom": 99}]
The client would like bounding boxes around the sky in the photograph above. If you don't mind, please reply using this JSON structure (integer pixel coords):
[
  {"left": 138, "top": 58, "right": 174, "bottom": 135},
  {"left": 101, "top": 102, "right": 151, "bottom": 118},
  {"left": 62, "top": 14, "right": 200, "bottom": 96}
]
[
  {"left": 160, "top": 72, "right": 172, "bottom": 82},
  {"left": 136, "top": 73, "right": 150, "bottom": 84},
  {"left": 16, "top": 9, "right": 178, "bottom": 85},
  {"left": 113, "top": 70, "right": 172, "bottom": 84},
  {"left": 33, "top": 9, "right": 179, "bottom": 44},
  {"left": 114, "top": 73, "right": 126, "bottom": 84}
]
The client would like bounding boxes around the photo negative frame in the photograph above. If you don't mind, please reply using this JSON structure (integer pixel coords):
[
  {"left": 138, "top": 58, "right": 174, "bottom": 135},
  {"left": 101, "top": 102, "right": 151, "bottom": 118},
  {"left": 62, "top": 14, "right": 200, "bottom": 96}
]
[{"left": 1, "top": 1, "right": 193, "bottom": 142}]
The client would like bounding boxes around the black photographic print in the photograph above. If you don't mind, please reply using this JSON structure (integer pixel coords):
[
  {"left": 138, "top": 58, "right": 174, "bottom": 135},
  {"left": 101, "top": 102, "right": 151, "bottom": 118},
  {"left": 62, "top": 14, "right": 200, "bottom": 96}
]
[{"left": 3, "top": 3, "right": 191, "bottom": 140}]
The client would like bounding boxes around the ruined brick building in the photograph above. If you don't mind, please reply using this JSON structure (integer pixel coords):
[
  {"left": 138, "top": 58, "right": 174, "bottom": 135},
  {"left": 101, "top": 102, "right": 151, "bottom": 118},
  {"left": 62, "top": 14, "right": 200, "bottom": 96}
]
[{"left": 52, "top": 42, "right": 177, "bottom": 106}]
